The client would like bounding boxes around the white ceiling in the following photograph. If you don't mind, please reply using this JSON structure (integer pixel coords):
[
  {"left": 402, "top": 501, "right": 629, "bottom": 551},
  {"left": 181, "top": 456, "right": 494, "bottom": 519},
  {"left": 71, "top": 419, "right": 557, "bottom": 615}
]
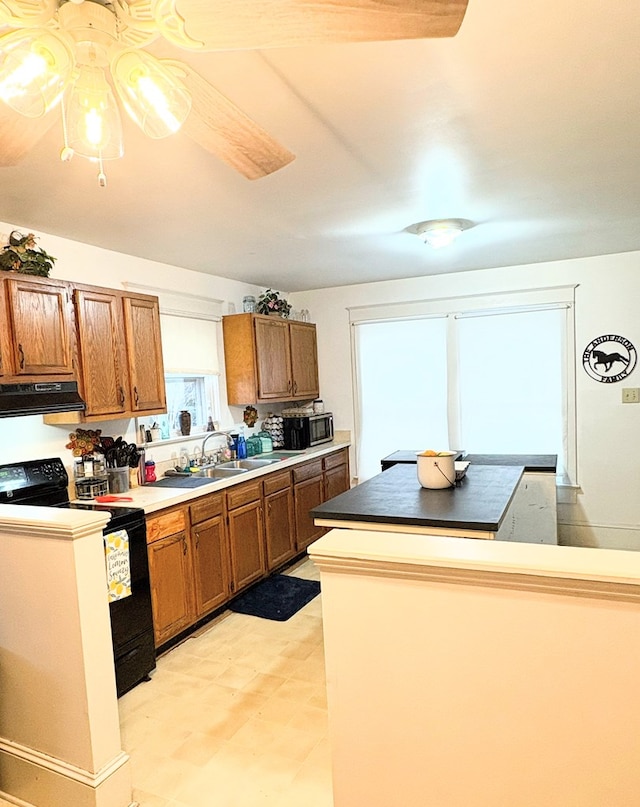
[{"left": 1, "top": 0, "right": 639, "bottom": 292}]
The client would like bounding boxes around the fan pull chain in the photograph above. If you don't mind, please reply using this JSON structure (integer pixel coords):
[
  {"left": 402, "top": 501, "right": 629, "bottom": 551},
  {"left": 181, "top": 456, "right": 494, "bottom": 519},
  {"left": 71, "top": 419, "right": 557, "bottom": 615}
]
[
  {"left": 97, "top": 154, "right": 107, "bottom": 188},
  {"left": 59, "top": 95, "right": 74, "bottom": 163}
]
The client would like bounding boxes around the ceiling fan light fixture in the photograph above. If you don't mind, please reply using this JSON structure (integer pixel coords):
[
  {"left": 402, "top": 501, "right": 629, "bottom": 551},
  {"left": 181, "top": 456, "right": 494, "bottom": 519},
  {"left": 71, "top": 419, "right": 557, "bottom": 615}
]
[
  {"left": 111, "top": 50, "right": 191, "bottom": 139},
  {"left": 65, "top": 64, "right": 123, "bottom": 160},
  {"left": 0, "top": 27, "right": 74, "bottom": 117},
  {"left": 412, "top": 218, "right": 474, "bottom": 249}
]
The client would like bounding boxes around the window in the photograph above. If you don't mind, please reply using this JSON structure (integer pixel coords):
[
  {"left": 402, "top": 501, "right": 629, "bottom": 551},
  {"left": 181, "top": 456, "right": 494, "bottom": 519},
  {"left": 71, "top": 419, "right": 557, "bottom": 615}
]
[
  {"left": 352, "top": 288, "right": 576, "bottom": 484},
  {"left": 163, "top": 374, "right": 220, "bottom": 436},
  {"left": 142, "top": 313, "right": 221, "bottom": 439}
]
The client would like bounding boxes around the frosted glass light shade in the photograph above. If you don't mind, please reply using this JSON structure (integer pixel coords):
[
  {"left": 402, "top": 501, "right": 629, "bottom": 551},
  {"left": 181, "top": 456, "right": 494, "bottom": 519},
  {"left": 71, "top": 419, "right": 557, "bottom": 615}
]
[
  {"left": 65, "top": 65, "right": 123, "bottom": 160},
  {"left": 111, "top": 49, "right": 191, "bottom": 139},
  {"left": 0, "top": 28, "right": 74, "bottom": 117},
  {"left": 412, "top": 218, "right": 474, "bottom": 249},
  {"left": 419, "top": 223, "right": 463, "bottom": 249}
]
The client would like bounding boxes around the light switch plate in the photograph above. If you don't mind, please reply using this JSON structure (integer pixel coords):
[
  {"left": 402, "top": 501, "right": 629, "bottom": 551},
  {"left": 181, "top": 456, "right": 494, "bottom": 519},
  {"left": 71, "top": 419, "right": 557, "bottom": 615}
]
[{"left": 622, "top": 388, "right": 640, "bottom": 403}]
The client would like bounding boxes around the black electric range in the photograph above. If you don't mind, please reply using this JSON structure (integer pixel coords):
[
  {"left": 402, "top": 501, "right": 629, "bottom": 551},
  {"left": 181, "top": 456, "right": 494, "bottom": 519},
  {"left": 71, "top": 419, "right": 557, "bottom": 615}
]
[{"left": 0, "top": 457, "right": 156, "bottom": 696}]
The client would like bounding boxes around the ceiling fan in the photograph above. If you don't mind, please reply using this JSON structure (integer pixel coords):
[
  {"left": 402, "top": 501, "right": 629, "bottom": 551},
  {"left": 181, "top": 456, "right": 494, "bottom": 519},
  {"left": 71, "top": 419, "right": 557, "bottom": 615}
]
[{"left": 0, "top": 0, "right": 469, "bottom": 184}]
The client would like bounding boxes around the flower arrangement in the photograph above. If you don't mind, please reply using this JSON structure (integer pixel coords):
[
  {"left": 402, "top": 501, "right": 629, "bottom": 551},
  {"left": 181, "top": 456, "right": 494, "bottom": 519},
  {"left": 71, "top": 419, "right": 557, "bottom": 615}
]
[
  {"left": 0, "top": 230, "right": 56, "bottom": 276},
  {"left": 255, "top": 288, "right": 291, "bottom": 317}
]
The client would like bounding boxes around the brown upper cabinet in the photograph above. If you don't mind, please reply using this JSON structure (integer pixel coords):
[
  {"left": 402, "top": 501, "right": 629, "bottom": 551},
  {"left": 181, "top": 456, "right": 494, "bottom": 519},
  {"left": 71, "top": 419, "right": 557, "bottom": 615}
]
[
  {"left": 122, "top": 294, "right": 166, "bottom": 414},
  {"left": 44, "top": 282, "right": 166, "bottom": 423},
  {"left": 223, "top": 313, "right": 319, "bottom": 404},
  {"left": 0, "top": 275, "right": 75, "bottom": 381},
  {"left": 73, "top": 287, "right": 129, "bottom": 418}
]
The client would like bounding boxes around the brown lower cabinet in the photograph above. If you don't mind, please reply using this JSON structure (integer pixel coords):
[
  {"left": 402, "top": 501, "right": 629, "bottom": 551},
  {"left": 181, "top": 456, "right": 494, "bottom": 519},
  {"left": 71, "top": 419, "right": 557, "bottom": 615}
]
[
  {"left": 227, "top": 480, "right": 266, "bottom": 594},
  {"left": 190, "top": 493, "right": 230, "bottom": 615},
  {"left": 293, "top": 459, "right": 325, "bottom": 551},
  {"left": 146, "top": 508, "right": 193, "bottom": 646},
  {"left": 147, "top": 447, "right": 350, "bottom": 648},
  {"left": 263, "top": 469, "right": 296, "bottom": 569}
]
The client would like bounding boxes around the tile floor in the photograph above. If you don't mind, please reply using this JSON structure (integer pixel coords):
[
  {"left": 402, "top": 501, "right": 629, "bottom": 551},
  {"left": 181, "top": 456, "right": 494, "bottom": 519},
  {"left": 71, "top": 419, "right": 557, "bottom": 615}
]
[{"left": 119, "top": 558, "right": 333, "bottom": 807}]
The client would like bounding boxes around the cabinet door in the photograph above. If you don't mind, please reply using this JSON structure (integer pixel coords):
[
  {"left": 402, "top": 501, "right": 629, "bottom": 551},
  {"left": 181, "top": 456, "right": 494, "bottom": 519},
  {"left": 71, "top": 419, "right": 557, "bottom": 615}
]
[
  {"left": 289, "top": 322, "right": 319, "bottom": 399},
  {"left": 74, "top": 288, "right": 128, "bottom": 416},
  {"left": 0, "top": 280, "right": 8, "bottom": 376},
  {"left": 227, "top": 500, "right": 266, "bottom": 593},
  {"left": 254, "top": 316, "right": 292, "bottom": 399},
  {"left": 123, "top": 295, "right": 166, "bottom": 413},
  {"left": 192, "top": 514, "right": 230, "bottom": 616},
  {"left": 264, "top": 487, "right": 296, "bottom": 570},
  {"left": 147, "top": 532, "right": 193, "bottom": 646},
  {"left": 324, "top": 463, "right": 350, "bottom": 502},
  {"left": 294, "top": 475, "right": 325, "bottom": 551},
  {"left": 6, "top": 278, "right": 74, "bottom": 376}
]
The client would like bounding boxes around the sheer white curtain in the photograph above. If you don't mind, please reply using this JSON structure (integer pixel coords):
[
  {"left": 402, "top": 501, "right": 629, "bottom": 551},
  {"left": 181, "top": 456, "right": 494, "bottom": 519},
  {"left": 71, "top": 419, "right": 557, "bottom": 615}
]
[{"left": 354, "top": 318, "right": 448, "bottom": 481}]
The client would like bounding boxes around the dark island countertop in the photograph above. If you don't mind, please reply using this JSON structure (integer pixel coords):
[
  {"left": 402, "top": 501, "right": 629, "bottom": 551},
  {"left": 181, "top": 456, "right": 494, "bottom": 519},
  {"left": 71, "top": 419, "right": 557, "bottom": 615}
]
[
  {"left": 312, "top": 463, "right": 524, "bottom": 534},
  {"left": 380, "top": 451, "right": 556, "bottom": 473}
]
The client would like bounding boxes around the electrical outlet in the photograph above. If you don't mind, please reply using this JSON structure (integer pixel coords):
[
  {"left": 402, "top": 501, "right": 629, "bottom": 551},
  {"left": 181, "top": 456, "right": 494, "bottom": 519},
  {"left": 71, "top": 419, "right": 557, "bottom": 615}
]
[{"left": 622, "top": 388, "right": 640, "bottom": 403}]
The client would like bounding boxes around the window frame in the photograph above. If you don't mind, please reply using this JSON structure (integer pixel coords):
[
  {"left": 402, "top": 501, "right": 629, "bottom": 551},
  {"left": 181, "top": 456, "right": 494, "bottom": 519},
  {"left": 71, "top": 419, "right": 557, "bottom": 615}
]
[{"left": 350, "top": 286, "right": 577, "bottom": 488}]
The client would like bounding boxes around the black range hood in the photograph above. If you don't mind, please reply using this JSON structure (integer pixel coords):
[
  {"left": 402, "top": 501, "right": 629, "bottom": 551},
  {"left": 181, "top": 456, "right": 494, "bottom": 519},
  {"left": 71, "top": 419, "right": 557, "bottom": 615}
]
[{"left": 0, "top": 381, "right": 86, "bottom": 418}]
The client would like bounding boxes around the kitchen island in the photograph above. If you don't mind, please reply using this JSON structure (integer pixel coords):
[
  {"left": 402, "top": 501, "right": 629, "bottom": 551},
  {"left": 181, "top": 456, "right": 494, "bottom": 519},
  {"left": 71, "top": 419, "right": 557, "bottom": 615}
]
[{"left": 312, "top": 462, "right": 525, "bottom": 540}]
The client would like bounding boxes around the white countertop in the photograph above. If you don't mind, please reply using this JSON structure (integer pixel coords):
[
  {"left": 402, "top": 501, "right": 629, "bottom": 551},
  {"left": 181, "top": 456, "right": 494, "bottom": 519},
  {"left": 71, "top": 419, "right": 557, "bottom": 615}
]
[{"left": 73, "top": 437, "right": 351, "bottom": 515}]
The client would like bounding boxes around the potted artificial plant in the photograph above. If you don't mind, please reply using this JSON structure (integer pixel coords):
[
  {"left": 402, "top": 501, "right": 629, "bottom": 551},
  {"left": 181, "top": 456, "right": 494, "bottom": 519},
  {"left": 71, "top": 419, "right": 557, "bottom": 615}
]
[
  {"left": 255, "top": 289, "right": 291, "bottom": 318},
  {"left": 0, "top": 231, "right": 56, "bottom": 277}
]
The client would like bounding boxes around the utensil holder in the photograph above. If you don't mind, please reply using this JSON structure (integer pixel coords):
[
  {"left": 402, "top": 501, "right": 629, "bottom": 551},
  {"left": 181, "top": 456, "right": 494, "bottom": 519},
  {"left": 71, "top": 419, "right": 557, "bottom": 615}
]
[{"left": 107, "top": 467, "right": 130, "bottom": 494}]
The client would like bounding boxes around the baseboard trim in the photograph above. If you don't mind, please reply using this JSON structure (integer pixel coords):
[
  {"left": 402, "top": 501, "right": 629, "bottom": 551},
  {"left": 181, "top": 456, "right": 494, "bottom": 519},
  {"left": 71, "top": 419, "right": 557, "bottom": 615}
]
[{"left": 0, "top": 738, "right": 133, "bottom": 807}]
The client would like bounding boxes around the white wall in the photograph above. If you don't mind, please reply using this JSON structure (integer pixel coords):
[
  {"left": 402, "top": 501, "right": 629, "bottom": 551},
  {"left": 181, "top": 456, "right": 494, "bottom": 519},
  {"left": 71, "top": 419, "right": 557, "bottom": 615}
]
[
  {"left": 290, "top": 251, "right": 640, "bottom": 550},
  {"left": 0, "top": 220, "right": 267, "bottom": 470}
]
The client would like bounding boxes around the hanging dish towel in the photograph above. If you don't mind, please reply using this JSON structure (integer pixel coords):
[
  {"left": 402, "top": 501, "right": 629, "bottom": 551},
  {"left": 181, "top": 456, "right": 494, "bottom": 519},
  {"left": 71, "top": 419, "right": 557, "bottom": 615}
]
[{"left": 104, "top": 528, "right": 132, "bottom": 602}]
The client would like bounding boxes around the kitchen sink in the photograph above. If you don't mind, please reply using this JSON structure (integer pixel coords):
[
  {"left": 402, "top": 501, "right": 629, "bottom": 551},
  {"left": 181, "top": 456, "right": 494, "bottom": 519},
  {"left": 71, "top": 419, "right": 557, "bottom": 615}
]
[
  {"left": 194, "top": 466, "right": 248, "bottom": 478},
  {"left": 216, "top": 458, "right": 282, "bottom": 470}
]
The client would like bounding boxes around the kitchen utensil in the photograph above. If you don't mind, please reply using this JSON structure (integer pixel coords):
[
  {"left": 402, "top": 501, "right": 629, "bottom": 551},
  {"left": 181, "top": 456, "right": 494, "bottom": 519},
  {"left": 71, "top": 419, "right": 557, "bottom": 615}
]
[{"left": 95, "top": 495, "right": 134, "bottom": 502}]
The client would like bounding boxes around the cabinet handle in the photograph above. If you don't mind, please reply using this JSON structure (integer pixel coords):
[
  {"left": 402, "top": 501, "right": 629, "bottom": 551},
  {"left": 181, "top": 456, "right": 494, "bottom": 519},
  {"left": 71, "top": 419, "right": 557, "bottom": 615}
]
[
  {"left": 118, "top": 386, "right": 125, "bottom": 407},
  {"left": 293, "top": 381, "right": 298, "bottom": 395},
  {"left": 267, "top": 500, "right": 272, "bottom": 516},
  {"left": 195, "top": 531, "right": 200, "bottom": 549},
  {"left": 18, "top": 343, "right": 25, "bottom": 369},
  {"left": 183, "top": 538, "right": 188, "bottom": 556},
  {"left": 133, "top": 386, "right": 139, "bottom": 406},
  {"left": 287, "top": 379, "right": 292, "bottom": 394}
]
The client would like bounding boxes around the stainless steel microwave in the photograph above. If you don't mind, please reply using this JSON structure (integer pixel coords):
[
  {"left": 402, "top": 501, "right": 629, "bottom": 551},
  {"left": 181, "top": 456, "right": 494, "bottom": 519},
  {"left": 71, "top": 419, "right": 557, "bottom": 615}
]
[{"left": 283, "top": 413, "right": 334, "bottom": 450}]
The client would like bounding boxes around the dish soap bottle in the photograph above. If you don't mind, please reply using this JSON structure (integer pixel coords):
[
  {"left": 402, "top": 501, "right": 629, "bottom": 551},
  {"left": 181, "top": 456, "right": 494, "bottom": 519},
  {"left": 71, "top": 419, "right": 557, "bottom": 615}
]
[{"left": 236, "top": 432, "right": 247, "bottom": 459}]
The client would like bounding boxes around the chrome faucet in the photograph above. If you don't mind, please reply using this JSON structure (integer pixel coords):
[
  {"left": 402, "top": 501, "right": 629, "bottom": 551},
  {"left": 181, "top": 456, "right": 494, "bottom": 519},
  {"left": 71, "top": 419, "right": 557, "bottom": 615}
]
[{"left": 201, "top": 430, "right": 234, "bottom": 462}]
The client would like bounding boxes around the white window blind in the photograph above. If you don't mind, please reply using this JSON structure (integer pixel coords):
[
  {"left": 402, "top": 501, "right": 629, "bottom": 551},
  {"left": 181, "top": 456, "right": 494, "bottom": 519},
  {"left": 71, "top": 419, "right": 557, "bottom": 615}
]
[
  {"left": 456, "top": 307, "right": 565, "bottom": 465},
  {"left": 354, "top": 318, "right": 449, "bottom": 481},
  {"left": 160, "top": 313, "right": 220, "bottom": 375}
]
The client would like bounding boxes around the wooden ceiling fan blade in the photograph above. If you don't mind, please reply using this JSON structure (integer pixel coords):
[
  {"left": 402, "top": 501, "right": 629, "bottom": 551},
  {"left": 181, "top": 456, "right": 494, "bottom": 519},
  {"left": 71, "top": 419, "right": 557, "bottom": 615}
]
[
  {"left": 0, "top": 104, "right": 56, "bottom": 166},
  {"left": 172, "top": 0, "right": 469, "bottom": 51},
  {"left": 172, "top": 63, "right": 295, "bottom": 180}
]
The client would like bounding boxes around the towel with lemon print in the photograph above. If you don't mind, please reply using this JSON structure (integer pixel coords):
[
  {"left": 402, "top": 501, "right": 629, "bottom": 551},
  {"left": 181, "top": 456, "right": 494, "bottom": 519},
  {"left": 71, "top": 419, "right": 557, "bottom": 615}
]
[{"left": 104, "top": 529, "right": 131, "bottom": 602}]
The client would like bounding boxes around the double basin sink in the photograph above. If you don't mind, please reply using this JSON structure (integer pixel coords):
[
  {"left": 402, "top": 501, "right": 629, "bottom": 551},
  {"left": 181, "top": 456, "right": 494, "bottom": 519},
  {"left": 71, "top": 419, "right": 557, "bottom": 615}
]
[
  {"left": 164, "top": 452, "right": 304, "bottom": 482},
  {"left": 196, "top": 457, "right": 281, "bottom": 478}
]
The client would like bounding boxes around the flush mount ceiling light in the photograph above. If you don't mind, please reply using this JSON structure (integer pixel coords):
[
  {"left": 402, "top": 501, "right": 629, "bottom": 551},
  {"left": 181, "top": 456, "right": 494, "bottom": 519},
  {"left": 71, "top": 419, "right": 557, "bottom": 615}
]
[
  {"left": 410, "top": 218, "right": 475, "bottom": 249},
  {"left": 0, "top": 0, "right": 469, "bottom": 185}
]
